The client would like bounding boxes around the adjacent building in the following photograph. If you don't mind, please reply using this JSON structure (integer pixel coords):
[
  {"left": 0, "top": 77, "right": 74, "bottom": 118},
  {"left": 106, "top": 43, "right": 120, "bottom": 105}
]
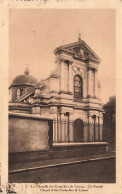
[{"left": 103, "top": 96, "right": 116, "bottom": 150}]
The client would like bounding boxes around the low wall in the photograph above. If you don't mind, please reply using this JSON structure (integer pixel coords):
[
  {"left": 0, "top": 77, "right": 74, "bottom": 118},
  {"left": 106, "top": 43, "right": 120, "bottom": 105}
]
[
  {"left": 9, "top": 112, "right": 107, "bottom": 165},
  {"left": 9, "top": 112, "right": 53, "bottom": 153},
  {"left": 9, "top": 142, "right": 108, "bottom": 164}
]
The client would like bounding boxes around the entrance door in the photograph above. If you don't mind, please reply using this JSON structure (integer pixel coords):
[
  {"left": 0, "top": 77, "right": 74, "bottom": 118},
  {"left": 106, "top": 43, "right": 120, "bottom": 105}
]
[{"left": 74, "top": 119, "right": 84, "bottom": 142}]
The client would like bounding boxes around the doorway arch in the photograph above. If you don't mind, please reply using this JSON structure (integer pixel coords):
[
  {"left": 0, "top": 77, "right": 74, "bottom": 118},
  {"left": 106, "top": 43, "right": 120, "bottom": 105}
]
[{"left": 74, "top": 119, "right": 84, "bottom": 142}]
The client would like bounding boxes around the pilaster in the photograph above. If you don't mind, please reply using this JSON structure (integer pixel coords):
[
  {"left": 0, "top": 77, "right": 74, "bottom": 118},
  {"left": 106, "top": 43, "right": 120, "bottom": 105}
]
[
  {"left": 87, "top": 67, "right": 95, "bottom": 98},
  {"left": 88, "top": 68, "right": 92, "bottom": 97},
  {"left": 68, "top": 61, "right": 73, "bottom": 93},
  {"left": 94, "top": 69, "right": 98, "bottom": 98},
  {"left": 60, "top": 59, "right": 65, "bottom": 92}
]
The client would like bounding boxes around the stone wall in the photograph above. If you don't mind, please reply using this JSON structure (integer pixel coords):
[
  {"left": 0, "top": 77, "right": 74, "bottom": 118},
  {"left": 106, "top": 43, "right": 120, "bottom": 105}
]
[{"left": 9, "top": 112, "right": 53, "bottom": 153}]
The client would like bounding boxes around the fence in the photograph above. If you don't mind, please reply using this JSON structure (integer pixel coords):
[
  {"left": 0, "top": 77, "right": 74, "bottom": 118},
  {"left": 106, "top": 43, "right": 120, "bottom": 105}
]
[{"left": 53, "top": 118, "right": 103, "bottom": 143}]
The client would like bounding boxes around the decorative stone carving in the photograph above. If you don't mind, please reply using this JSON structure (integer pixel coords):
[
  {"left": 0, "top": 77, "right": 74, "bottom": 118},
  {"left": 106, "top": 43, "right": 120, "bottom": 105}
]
[{"left": 72, "top": 66, "right": 85, "bottom": 79}]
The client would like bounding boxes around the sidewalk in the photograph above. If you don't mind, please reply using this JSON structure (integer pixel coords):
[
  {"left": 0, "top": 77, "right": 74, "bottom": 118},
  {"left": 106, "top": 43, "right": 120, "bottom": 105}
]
[{"left": 9, "top": 151, "right": 115, "bottom": 174}]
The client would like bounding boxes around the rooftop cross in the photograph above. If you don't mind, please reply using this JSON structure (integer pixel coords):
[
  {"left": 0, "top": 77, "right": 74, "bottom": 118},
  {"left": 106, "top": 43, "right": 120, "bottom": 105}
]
[
  {"left": 24, "top": 64, "right": 30, "bottom": 75},
  {"left": 78, "top": 33, "right": 81, "bottom": 42}
]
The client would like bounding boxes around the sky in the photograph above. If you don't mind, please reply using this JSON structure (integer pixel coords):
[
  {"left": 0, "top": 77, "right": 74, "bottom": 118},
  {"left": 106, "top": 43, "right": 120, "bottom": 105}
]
[{"left": 9, "top": 9, "right": 116, "bottom": 104}]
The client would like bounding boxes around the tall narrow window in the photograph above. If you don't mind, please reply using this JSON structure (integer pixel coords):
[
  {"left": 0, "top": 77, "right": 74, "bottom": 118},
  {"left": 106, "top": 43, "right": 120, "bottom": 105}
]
[
  {"left": 20, "top": 88, "right": 24, "bottom": 96},
  {"left": 17, "top": 89, "right": 20, "bottom": 100},
  {"left": 74, "top": 75, "right": 83, "bottom": 98}
]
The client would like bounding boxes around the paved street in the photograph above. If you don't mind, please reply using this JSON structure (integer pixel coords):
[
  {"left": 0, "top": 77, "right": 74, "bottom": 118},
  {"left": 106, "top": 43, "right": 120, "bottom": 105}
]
[{"left": 9, "top": 157, "right": 115, "bottom": 183}]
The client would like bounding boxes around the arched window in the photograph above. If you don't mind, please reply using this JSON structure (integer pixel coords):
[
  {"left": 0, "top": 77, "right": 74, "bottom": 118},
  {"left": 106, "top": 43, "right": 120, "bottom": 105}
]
[{"left": 74, "top": 75, "right": 83, "bottom": 98}]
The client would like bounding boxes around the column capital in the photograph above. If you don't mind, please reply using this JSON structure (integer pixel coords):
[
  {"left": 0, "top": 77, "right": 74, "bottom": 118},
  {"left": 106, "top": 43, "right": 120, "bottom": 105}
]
[
  {"left": 55, "top": 56, "right": 65, "bottom": 64},
  {"left": 88, "top": 67, "right": 97, "bottom": 71},
  {"left": 55, "top": 55, "right": 73, "bottom": 65},
  {"left": 69, "top": 60, "right": 73, "bottom": 65},
  {"left": 87, "top": 114, "right": 90, "bottom": 117}
]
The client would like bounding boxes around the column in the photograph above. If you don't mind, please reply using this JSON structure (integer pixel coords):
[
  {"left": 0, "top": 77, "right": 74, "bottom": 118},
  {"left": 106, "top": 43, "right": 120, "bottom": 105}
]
[
  {"left": 88, "top": 115, "right": 90, "bottom": 141},
  {"left": 67, "top": 113, "right": 70, "bottom": 143},
  {"left": 87, "top": 68, "right": 89, "bottom": 97},
  {"left": 95, "top": 69, "right": 98, "bottom": 98},
  {"left": 83, "top": 122, "right": 88, "bottom": 142},
  {"left": 69, "top": 119, "right": 74, "bottom": 142},
  {"left": 53, "top": 118, "right": 57, "bottom": 142},
  {"left": 60, "top": 59, "right": 65, "bottom": 92},
  {"left": 83, "top": 70, "right": 87, "bottom": 98},
  {"left": 60, "top": 113, "right": 65, "bottom": 142},
  {"left": 98, "top": 116, "right": 100, "bottom": 141},
  {"left": 100, "top": 116, "right": 103, "bottom": 141},
  {"left": 68, "top": 61, "right": 73, "bottom": 93},
  {"left": 98, "top": 82, "right": 101, "bottom": 100},
  {"left": 93, "top": 115, "right": 96, "bottom": 142},
  {"left": 57, "top": 114, "right": 61, "bottom": 142},
  {"left": 61, "top": 120, "right": 65, "bottom": 142},
  {"left": 89, "top": 115, "right": 94, "bottom": 141},
  {"left": 88, "top": 68, "right": 92, "bottom": 97},
  {"left": 95, "top": 116, "right": 99, "bottom": 141},
  {"left": 88, "top": 68, "right": 95, "bottom": 98}
]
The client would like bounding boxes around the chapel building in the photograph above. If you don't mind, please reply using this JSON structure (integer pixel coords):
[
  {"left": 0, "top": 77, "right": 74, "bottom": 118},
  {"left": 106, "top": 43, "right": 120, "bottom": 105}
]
[{"left": 9, "top": 37, "right": 104, "bottom": 146}]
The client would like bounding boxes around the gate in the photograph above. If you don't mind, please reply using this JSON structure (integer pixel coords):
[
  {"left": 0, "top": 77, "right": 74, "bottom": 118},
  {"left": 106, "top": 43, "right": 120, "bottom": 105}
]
[{"left": 74, "top": 119, "right": 84, "bottom": 142}]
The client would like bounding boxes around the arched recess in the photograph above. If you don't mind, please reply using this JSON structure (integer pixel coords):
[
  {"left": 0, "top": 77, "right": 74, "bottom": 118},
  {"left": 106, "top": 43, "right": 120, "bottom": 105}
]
[
  {"left": 74, "top": 75, "right": 83, "bottom": 98},
  {"left": 74, "top": 119, "right": 84, "bottom": 142}
]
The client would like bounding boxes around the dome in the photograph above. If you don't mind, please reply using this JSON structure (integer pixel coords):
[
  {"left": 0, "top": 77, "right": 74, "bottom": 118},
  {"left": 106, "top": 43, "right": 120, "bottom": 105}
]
[{"left": 10, "top": 68, "right": 38, "bottom": 87}]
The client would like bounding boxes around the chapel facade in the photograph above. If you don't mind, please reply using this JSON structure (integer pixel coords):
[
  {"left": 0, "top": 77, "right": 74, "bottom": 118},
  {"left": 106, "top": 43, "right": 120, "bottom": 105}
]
[{"left": 9, "top": 38, "right": 104, "bottom": 145}]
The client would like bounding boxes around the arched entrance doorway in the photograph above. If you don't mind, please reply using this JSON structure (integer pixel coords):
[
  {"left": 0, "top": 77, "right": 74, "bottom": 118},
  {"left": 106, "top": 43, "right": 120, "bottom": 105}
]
[{"left": 74, "top": 119, "right": 84, "bottom": 142}]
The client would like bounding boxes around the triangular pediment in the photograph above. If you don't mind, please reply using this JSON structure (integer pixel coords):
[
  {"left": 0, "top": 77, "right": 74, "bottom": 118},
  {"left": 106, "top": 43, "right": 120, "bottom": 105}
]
[{"left": 54, "top": 40, "right": 100, "bottom": 63}]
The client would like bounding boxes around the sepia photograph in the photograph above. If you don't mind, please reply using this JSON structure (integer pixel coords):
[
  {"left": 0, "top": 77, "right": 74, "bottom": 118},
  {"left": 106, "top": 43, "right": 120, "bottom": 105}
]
[{"left": 8, "top": 9, "right": 116, "bottom": 185}]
